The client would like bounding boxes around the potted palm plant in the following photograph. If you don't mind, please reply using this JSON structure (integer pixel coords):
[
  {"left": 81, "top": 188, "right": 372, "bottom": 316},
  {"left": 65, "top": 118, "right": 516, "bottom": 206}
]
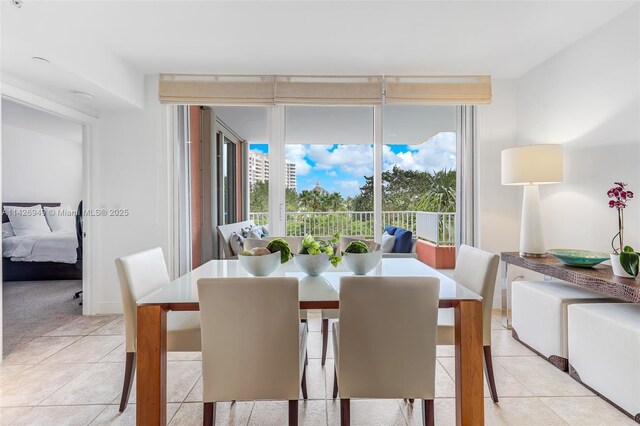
[{"left": 608, "top": 182, "right": 638, "bottom": 278}]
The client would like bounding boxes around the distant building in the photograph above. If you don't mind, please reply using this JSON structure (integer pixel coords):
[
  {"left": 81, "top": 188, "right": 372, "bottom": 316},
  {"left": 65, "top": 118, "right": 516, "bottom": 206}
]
[
  {"left": 286, "top": 162, "right": 297, "bottom": 190},
  {"left": 311, "top": 181, "right": 328, "bottom": 195},
  {"left": 249, "top": 150, "right": 297, "bottom": 190}
]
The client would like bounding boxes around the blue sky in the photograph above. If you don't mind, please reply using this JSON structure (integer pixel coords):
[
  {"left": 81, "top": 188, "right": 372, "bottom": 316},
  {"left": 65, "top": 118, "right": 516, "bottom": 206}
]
[{"left": 250, "top": 132, "right": 456, "bottom": 197}]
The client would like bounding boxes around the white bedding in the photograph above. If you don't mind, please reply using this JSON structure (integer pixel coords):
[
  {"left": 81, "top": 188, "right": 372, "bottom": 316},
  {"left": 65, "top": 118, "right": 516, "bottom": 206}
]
[{"left": 2, "top": 232, "right": 78, "bottom": 264}]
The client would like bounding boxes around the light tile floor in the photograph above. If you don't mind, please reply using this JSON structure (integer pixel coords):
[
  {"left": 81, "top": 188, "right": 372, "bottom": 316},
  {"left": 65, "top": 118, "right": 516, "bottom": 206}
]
[{"left": 0, "top": 311, "right": 635, "bottom": 425}]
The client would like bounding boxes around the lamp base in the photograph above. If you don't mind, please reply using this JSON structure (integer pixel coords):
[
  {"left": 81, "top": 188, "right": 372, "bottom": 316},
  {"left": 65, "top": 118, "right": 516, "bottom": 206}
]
[
  {"left": 519, "top": 185, "right": 546, "bottom": 256},
  {"left": 519, "top": 251, "right": 547, "bottom": 258}
]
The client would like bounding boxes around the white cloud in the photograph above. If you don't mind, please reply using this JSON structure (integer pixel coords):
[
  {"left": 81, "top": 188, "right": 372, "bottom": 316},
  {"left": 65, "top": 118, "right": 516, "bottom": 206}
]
[
  {"left": 286, "top": 133, "right": 455, "bottom": 185},
  {"left": 385, "top": 132, "right": 456, "bottom": 173},
  {"left": 337, "top": 179, "right": 362, "bottom": 196},
  {"left": 306, "top": 144, "right": 374, "bottom": 177},
  {"left": 338, "top": 179, "right": 361, "bottom": 190},
  {"left": 285, "top": 144, "right": 312, "bottom": 175}
]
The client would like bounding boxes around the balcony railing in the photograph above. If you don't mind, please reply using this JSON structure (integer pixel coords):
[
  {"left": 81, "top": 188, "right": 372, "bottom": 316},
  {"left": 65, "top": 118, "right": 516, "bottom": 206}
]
[{"left": 249, "top": 211, "right": 455, "bottom": 246}]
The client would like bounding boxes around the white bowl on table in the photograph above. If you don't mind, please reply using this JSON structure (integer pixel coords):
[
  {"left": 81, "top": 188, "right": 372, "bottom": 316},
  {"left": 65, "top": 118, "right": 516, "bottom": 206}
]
[
  {"left": 293, "top": 253, "right": 331, "bottom": 276},
  {"left": 238, "top": 251, "right": 281, "bottom": 276},
  {"left": 342, "top": 250, "right": 383, "bottom": 275}
]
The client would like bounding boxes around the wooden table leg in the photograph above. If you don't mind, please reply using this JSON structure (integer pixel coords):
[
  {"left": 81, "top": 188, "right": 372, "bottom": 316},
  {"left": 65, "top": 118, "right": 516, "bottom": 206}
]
[
  {"left": 454, "top": 299, "right": 484, "bottom": 426},
  {"left": 137, "top": 305, "right": 167, "bottom": 425}
]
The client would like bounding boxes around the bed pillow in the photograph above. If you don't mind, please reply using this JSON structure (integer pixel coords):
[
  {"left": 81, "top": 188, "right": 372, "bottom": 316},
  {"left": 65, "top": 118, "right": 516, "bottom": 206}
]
[
  {"left": 3, "top": 205, "right": 52, "bottom": 237},
  {"left": 44, "top": 206, "right": 76, "bottom": 233},
  {"left": 381, "top": 231, "right": 396, "bottom": 253},
  {"left": 2, "top": 222, "right": 15, "bottom": 239},
  {"left": 393, "top": 228, "right": 414, "bottom": 253}
]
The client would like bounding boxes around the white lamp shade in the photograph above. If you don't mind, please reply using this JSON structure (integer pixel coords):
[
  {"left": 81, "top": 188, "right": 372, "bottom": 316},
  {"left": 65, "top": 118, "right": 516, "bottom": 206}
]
[{"left": 501, "top": 144, "right": 563, "bottom": 185}]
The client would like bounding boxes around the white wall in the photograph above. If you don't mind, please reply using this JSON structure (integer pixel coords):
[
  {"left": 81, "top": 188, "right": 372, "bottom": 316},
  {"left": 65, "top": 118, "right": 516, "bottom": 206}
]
[
  {"left": 476, "top": 79, "right": 522, "bottom": 307},
  {"left": 516, "top": 6, "right": 640, "bottom": 257},
  {"left": 90, "top": 76, "right": 171, "bottom": 313},
  {"left": 2, "top": 124, "right": 82, "bottom": 207}
]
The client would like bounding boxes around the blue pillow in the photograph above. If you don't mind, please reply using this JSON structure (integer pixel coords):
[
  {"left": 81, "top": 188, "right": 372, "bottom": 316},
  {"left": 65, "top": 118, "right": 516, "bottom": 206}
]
[
  {"left": 393, "top": 228, "right": 413, "bottom": 253},
  {"left": 384, "top": 225, "right": 398, "bottom": 235}
]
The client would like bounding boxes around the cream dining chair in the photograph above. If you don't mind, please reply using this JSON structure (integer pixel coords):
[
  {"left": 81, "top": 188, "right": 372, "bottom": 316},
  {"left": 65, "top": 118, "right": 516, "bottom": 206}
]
[
  {"left": 332, "top": 276, "right": 441, "bottom": 425},
  {"left": 115, "top": 247, "right": 201, "bottom": 412},
  {"left": 437, "top": 244, "right": 500, "bottom": 402},
  {"left": 244, "top": 235, "right": 336, "bottom": 366},
  {"left": 197, "top": 277, "right": 308, "bottom": 426}
]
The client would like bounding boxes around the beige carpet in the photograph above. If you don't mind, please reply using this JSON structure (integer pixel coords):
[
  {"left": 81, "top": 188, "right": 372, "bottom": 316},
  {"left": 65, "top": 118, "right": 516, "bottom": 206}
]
[{"left": 3, "top": 280, "right": 82, "bottom": 356}]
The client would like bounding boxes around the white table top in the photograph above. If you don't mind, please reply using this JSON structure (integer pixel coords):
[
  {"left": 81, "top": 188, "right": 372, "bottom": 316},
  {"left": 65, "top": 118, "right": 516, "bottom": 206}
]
[{"left": 138, "top": 258, "right": 481, "bottom": 305}]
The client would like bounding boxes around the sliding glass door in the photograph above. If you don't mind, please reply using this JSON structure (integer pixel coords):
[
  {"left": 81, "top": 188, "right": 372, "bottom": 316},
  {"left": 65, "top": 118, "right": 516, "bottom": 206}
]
[
  {"left": 176, "top": 103, "right": 470, "bottom": 266},
  {"left": 283, "top": 105, "right": 375, "bottom": 238},
  {"left": 382, "top": 105, "right": 458, "bottom": 247}
]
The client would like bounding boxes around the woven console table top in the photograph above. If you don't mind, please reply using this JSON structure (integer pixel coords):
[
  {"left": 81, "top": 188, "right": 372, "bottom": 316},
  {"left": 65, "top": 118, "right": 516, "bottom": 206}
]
[{"left": 501, "top": 252, "right": 640, "bottom": 303}]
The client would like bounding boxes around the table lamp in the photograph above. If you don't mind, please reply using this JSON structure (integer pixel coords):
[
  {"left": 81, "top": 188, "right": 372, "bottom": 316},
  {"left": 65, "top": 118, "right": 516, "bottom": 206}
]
[{"left": 501, "top": 144, "right": 563, "bottom": 257}]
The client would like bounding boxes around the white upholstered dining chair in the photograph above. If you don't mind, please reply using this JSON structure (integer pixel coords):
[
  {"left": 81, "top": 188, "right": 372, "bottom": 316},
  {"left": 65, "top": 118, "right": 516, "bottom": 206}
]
[
  {"left": 197, "top": 277, "right": 308, "bottom": 426},
  {"left": 244, "top": 235, "right": 336, "bottom": 366},
  {"left": 437, "top": 244, "right": 500, "bottom": 402},
  {"left": 115, "top": 247, "right": 201, "bottom": 412},
  {"left": 332, "top": 276, "right": 441, "bottom": 425}
]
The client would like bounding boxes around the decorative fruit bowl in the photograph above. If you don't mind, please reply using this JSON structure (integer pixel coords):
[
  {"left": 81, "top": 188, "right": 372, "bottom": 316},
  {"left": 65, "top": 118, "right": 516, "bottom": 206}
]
[
  {"left": 342, "top": 250, "right": 383, "bottom": 275},
  {"left": 293, "top": 253, "right": 331, "bottom": 276},
  {"left": 238, "top": 251, "right": 281, "bottom": 276},
  {"left": 547, "top": 249, "right": 610, "bottom": 268},
  {"left": 237, "top": 238, "right": 292, "bottom": 276}
]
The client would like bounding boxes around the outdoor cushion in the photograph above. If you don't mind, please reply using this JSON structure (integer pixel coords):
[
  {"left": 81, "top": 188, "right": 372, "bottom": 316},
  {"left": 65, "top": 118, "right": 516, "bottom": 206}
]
[
  {"left": 381, "top": 232, "right": 396, "bottom": 253},
  {"left": 229, "top": 232, "right": 244, "bottom": 256},
  {"left": 393, "top": 228, "right": 413, "bottom": 253},
  {"left": 383, "top": 225, "right": 398, "bottom": 235},
  {"left": 242, "top": 225, "right": 265, "bottom": 239}
]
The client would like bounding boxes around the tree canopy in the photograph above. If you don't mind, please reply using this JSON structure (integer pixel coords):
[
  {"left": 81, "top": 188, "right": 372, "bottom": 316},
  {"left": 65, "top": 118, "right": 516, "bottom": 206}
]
[
  {"left": 249, "top": 167, "right": 456, "bottom": 213},
  {"left": 351, "top": 167, "right": 456, "bottom": 212}
]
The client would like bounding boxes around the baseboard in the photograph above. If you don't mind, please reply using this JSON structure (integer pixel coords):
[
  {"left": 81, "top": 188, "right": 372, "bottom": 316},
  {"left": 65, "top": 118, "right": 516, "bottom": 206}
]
[{"left": 94, "top": 301, "right": 123, "bottom": 315}]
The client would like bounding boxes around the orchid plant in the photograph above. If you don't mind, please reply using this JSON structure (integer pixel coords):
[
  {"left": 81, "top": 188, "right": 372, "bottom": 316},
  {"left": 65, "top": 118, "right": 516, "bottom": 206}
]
[
  {"left": 608, "top": 182, "right": 638, "bottom": 277},
  {"left": 608, "top": 182, "right": 634, "bottom": 254}
]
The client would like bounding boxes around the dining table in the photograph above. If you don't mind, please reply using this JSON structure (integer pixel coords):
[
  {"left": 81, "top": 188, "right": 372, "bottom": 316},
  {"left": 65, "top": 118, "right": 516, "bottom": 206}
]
[{"left": 136, "top": 257, "right": 485, "bottom": 425}]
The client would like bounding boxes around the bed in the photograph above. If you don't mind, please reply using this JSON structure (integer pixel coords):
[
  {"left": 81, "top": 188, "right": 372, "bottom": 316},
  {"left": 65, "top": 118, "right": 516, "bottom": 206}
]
[{"left": 2, "top": 202, "right": 82, "bottom": 281}]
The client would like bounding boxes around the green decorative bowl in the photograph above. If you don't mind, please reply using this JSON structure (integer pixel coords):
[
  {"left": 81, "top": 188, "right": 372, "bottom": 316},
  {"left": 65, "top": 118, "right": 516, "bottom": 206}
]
[{"left": 547, "top": 249, "right": 610, "bottom": 267}]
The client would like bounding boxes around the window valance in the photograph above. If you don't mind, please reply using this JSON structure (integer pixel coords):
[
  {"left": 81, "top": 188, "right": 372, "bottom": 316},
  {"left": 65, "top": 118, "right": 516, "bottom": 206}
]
[{"left": 159, "top": 74, "right": 491, "bottom": 105}]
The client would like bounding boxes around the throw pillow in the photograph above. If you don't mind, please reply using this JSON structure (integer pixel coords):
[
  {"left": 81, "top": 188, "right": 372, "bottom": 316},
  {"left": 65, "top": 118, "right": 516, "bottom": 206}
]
[
  {"left": 383, "top": 225, "right": 398, "bottom": 235},
  {"left": 248, "top": 226, "right": 262, "bottom": 239},
  {"left": 393, "top": 228, "right": 413, "bottom": 253},
  {"left": 242, "top": 225, "right": 265, "bottom": 239},
  {"left": 261, "top": 225, "right": 270, "bottom": 237},
  {"left": 381, "top": 232, "right": 396, "bottom": 253},
  {"left": 229, "top": 232, "right": 244, "bottom": 256}
]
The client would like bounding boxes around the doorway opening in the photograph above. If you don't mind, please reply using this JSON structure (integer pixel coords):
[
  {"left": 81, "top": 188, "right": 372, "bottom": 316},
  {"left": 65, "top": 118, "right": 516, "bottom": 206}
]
[{"left": 1, "top": 98, "right": 85, "bottom": 356}]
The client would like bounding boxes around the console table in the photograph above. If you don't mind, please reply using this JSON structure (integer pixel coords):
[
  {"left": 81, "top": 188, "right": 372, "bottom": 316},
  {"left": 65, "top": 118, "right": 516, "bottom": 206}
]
[{"left": 501, "top": 252, "right": 640, "bottom": 328}]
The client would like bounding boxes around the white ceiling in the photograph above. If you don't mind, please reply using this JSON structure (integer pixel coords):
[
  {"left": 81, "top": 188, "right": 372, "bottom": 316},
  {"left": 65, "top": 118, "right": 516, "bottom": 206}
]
[
  {"left": 1, "top": 98, "right": 83, "bottom": 143},
  {"left": 214, "top": 104, "right": 456, "bottom": 145},
  {"left": 1, "top": 1, "right": 636, "bottom": 113}
]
